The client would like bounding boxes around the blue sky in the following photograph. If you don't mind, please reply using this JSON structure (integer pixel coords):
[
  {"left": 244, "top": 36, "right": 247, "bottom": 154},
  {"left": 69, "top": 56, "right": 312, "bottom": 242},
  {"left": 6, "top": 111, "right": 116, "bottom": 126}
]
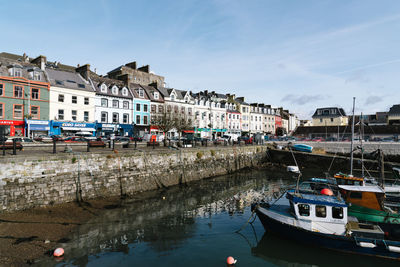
[{"left": 1, "top": 0, "right": 400, "bottom": 119}]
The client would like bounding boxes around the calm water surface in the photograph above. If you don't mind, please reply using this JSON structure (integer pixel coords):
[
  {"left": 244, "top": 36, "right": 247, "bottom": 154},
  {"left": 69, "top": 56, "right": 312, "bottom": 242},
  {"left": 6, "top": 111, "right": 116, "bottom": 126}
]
[{"left": 39, "top": 168, "right": 399, "bottom": 267}]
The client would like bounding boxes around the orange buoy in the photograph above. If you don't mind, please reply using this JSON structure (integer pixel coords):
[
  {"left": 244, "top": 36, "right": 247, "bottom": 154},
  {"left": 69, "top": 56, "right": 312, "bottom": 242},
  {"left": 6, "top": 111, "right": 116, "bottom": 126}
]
[
  {"left": 321, "top": 188, "right": 333, "bottom": 196},
  {"left": 226, "top": 256, "right": 237, "bottom": 265},
  {"left": 53, "top": 248, "right": 64, "bottom": 257}
]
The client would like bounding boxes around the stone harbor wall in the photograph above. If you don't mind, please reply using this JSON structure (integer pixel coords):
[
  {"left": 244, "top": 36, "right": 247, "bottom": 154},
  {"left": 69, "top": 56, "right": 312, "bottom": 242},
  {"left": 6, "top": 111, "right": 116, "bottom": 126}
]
[{"left": 0, "top": 146, "right": 268, "bottom": 212}]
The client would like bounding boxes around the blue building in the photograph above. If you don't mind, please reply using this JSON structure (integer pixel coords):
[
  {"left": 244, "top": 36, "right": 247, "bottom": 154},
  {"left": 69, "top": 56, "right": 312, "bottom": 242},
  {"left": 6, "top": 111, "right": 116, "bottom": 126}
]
[{"left": 130, "top": 84, "right": 151, "bottom": 136}]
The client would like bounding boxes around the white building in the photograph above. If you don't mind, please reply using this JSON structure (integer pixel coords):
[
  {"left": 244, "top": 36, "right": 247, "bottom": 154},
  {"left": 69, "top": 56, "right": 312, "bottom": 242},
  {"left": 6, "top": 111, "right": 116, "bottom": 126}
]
[
  {"left": 46, "top": 66, "right": 96, "bottom": 135},
  {"left": 89, "top": 75, "right": 134, "bottom": 136}
]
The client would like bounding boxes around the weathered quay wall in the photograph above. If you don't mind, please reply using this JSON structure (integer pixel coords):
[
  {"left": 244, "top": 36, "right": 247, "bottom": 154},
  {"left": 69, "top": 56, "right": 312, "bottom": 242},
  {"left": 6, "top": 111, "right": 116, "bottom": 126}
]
[
  {"left": 270, "top": 141, "right": 400, "bottom": 155},
  {"left": 0, "top": 146, "right": 268, "bottom": 212}
]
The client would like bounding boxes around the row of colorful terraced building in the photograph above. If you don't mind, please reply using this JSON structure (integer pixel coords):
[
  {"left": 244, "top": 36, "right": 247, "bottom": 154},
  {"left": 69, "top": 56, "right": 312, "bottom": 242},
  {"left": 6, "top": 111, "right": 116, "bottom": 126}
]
[{"left": 0, "top": 52, "right": 298, "bottom": 138}]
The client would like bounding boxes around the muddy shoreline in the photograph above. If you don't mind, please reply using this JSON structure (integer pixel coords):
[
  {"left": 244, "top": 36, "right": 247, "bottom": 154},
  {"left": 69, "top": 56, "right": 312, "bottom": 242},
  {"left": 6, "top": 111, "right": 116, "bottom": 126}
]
[{"left": 0, "top": 197, "right": 125, "bottom": 266}]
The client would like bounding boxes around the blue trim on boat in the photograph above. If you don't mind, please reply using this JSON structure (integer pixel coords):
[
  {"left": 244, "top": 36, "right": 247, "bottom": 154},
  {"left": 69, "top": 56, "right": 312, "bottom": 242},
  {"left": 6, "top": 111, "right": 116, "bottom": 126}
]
[
  {"left": 287, "top": 191, "right": 347, "bottom": 207},
  {"left": 292, "top": 144, "right": 313, "bottom": 153}
]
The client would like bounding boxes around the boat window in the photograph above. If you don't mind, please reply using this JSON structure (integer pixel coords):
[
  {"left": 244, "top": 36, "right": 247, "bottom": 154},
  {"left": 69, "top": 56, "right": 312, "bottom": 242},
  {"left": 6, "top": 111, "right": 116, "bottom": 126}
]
[
  {"left": 298, "top": 204, "right": 310, "bottom": 216},
  {"left": 316, "top": 205, "right": 327, "bottom": 218},
  {"left": 349, "top": 191, "right": 362, "bottom": 199},
  {"left": 332, "top": 207, "right": 344, "bottom": 219}
]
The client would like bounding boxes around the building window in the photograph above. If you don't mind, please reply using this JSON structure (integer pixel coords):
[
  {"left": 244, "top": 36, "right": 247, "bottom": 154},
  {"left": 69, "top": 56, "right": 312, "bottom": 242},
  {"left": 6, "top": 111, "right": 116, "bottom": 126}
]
[
  {"left": 112, "top": 100, "right": 119, "bottom": 108},
  {"left": 13, "top": 68, "right": 22, "bottom": 77},
  {"left": 158, "top": 105, "right": 164, "bottom": 113},
  {"left": 13, "top": 104, "right": 23, "bottom": 119},
  {"left": 316, "top": 205, "right": 327, "bottom": 218},
  {"left": 58, "top": 109, "right": 64, "bottom": 120},
  {"left": 320, "top": 119, "right": 323, "bottom": 123},
  {"left": 112, "top": 113, "right": 119, "bottom": 123},
  {"left": 58, "top": 94, "right": 64, "bottom": 102},
  {"left": 30, "top": 106, "right": 39, "bottom": 119},
  {"left": 151, "top": 105, "right": 156, "bottom": 112},
  {"left": 123, "top": 101, "right": 129, "bottom": 109},
  {"left": 72, "top": 110, "right": 77, "bottom": 121},
  {"left": 101, "top": 112, "right": 108, "bottom": 123},
  {"left": 143, "top": 116, "right": 148, "bottom": 125},
  {"left": 84, "top": 97, "right": 89, "bottom": 105},
  {"left": 101, "top": 84, "right": 107, "bottom": 93},
  {"left": 138, "top": 89, "right": 144, "bottom": 98},
  {"left": 101, "top": 98, "right": 108, "bottom": 107},
  {"left": 33, "top": 72, "right": 41, "bottom": 81},
  {"left": 330, "top": 118, "right": 334, "bottom": 122},
  {"left": 84, "top": 111, "right": 89, "bottom": 122},
  {"left": 144, "top": 104, "right": 148, "bottom": 112},
  {"left": 122, "top": 88, "right": 128, "bottom": 96},
  {"left": 136, "top": 103, "right": 141, "bottom": 111},
  {"left": 0, "top": 103, "right": 4, "bottom": 118},
  {"left": 188, "top": 108, "right": 192, "bottom": 115},
  {"left": 14, "top": 85, "right": 23, "bottom": 98},
  {"left": 0, "top": 84, "right": 4, "bottom": 96},
  {"left": 31, "top": 88, "right": 39, "bottom": 99},
  {"left": 170, "top": 95, "right": 175, "bottom": 101},
  {"left": 154, "top": 92, "right": 159, "bottom": 99},
  {"left": 181, "top": 107, "right": 185, "bottom": 114},
  {"left": 174, "top": 105, "right": 178, "bottom": 113},
  {"left": 298, "top": 204, "right": 310, "bottom": 216},
  {"left": 72, "top": 96, "right": 77, "bottom": 104},
  {"left": 123, "top": 114, "right": 129, "bottom": 124},
  {"left": 167, "top": 105, "right": 171, "bottom": 112},
  {"left": 136, "top": 115, "right": 140, "bottom": 124},
  {"left": 112, "top": 86, "right": 118, "bottom": 95}
]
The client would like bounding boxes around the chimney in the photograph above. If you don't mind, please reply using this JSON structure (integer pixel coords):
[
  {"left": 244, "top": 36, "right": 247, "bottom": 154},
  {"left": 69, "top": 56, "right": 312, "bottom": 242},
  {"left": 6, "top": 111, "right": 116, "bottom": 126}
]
[
  {"left": 149, "top": 81, "right": 159, "bottom": 88},
  {"left": 22, "top": 53, "right": 29, "bottom": 62},
  {"left": 76, "top": 64, "right": 91, "bottom": 80},
  {"left": 117, "top": 74, "right": 129, "bottom": 84},
  {"left": 138, "top": 65, "right": 149, "bottom": 73},
  {"left": 31, "top": 55, "right": 47, "bottom": 70},
  {"left": 125, "top": 61, "right": 137, "bottom": 69}
]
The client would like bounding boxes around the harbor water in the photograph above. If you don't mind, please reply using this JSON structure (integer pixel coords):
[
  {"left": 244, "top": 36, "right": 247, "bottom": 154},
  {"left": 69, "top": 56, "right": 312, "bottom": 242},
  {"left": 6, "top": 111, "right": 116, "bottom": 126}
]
[{"left": 40, "top": 167, "right": 399, "bottom": 267}]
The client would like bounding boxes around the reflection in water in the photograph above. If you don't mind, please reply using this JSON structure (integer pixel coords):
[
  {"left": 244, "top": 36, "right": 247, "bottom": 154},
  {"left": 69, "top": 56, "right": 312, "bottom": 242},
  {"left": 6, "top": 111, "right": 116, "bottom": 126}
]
[
  {"left": 252, "top": 232, "right": 400, "bottom": 267},
  {"left": 39, "top": 167, "right": 392, "bottom": 267}
]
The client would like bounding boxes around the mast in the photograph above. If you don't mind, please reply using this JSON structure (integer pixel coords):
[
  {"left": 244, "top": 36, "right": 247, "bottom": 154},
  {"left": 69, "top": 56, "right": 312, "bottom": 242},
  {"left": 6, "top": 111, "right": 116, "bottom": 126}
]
[
  {"left": 360, "top": 112, "right": 364, "bottom": 178},
  {"left": 350, "top": 97, "right": 355, "bottom": 176}
]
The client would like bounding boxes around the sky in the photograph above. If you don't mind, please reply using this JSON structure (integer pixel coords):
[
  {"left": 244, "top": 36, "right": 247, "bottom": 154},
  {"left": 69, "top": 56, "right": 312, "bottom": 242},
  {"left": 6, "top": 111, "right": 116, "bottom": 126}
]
[{"left": 1, "top": 0, "right": 400, "bottom": 119}]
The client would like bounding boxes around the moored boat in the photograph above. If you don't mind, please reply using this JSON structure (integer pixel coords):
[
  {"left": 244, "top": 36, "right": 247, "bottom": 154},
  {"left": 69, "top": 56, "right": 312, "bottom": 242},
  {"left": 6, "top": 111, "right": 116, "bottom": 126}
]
[
  {"left": 291, "top": 144, "right": 313, "bottom": 153},
  {"left": 252, "top": 190, "right": 400, "bottom": 260}
]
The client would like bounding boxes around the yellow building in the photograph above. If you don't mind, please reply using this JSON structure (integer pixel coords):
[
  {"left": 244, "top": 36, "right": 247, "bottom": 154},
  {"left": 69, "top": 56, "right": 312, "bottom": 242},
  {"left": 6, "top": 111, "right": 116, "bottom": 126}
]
[{"left": 312, "top": 107, "right": 348, "bottom": 126}]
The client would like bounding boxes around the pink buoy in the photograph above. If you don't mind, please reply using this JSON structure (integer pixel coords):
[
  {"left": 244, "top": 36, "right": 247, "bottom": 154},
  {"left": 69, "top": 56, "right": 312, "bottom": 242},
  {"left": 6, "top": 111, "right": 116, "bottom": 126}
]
[
  {"left": 226, "top": 256, "right": 237, "bottom": 265},
  {"left": 53, "top": 248, "right": 64, "bottom": 257}
]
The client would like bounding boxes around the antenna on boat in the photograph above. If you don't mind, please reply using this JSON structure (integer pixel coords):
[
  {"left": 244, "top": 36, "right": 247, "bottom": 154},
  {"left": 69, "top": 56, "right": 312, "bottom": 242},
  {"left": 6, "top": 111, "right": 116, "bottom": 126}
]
[
  {"left": 288, "top": 147, "right": 302, "bottom": 194},
  {"left": 350, "top": 97, "right": 356, "bottom": 176}
]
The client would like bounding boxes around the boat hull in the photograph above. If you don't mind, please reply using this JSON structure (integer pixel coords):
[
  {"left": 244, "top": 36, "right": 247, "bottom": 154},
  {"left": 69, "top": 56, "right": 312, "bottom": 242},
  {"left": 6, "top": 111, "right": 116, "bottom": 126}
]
[
  {"left": 348, "top": 204, "right": 400, "bottom": 240},
  {"left": 292, "top": 144, "right": 313, "bottom": 153},
  {"left": 255, "top": 207, "right": 400, "bottom": 260}
]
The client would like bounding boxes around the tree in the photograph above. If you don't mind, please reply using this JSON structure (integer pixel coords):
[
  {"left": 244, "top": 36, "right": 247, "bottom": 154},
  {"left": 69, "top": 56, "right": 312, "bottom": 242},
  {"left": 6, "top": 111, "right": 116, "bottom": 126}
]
[
  {"left": 173, "top": 113, "right": 194, "bottom": 142},
  {"left": 151, "top": 110, "right": 175, "bottom": 146}
]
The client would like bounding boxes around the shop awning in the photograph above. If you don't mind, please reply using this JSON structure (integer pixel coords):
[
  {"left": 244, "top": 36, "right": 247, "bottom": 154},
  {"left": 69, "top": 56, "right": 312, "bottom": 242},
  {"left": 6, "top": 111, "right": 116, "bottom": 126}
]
[{"left": 61, "top": 127, "right": 96, "bottom": 131}]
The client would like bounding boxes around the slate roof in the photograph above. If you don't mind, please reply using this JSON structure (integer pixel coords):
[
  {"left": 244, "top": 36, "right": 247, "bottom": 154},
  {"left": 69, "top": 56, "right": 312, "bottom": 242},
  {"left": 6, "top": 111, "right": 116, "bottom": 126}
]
[
  {"left": 129, "top": 83, "right": 150, "bottom": 100},
  {"left": 46, "top": 68, "right": 93, "bottom": 92},
  {"left": 0, "top": 55, "right": 48, "bottom": 83},
  {"left": 389, "top": 105, "right": 400, "bottom": 116},
  {"left": 312, "top": 107, "right": 347, "bottom": 118},
  {"left": 141, "top": 85, "right": 164, "bottom": 103},
  {"left": 89, "top": 73, "right": 133, "bottom": 99}
]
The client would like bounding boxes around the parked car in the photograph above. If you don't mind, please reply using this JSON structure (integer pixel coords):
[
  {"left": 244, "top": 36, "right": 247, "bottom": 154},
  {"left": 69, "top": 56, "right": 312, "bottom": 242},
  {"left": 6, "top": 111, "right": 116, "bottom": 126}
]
[
  {"left": 311, "top": 137, "right": 324, "bottom": 142},
  {"left": 9, "top": 137, "right": 35, "bottom": 143},
  {"left": 240, "top": 136, "right": 253, "bottom": 144},
  {"left": 51, "top": 135, "right": 65, "bottom": 142},
  {"left": 34, "top": 135, "right": 53, "bottom": 142},
  {"left": 325, "top": 137, "right": 337, "bottom": 142},
  {"left": 64, "top": 136, "right": 88, "bottom": 143},
  {"left": 130, "top": 136, "right": 143, "bottom": 142},
  {"left": 382, "top": 137, "right": 394, "bottom": 142}
]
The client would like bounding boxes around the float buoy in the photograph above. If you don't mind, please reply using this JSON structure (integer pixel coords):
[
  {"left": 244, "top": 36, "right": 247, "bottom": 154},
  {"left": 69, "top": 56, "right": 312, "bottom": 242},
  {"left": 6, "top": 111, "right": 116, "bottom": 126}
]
[
  {"left": 320, "top": 188, "right": 333, "bottom": 196},
  {"left": 53, "top": 248, "right": 64, "bottom": 257},
  {"left": 226, "top": 256, "right": 237, "bottom": 265}
]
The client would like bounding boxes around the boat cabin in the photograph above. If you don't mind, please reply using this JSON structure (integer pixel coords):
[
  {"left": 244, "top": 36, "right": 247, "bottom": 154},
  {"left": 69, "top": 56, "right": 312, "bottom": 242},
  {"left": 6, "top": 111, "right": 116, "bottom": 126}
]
[
  {"left": 334, "top": 173, "right": 364, "bottom": 186},
  {"left": 339, "top": 185, "right": 385, "bottom": 211},
  {"left": 286, "top": 191, "right": 348, "bottom": 235}
]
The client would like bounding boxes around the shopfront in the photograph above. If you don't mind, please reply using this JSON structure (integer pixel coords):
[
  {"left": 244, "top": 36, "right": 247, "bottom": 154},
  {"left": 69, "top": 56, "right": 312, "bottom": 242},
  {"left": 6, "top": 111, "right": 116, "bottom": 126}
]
[
  {"left": 50, "top": 121, "right": 96, "bottom": 137},
  {"left": 96, "top": 123, "right": 133, "bottom": 137},
  {"left": 25, "top": 120, "right": 50, "bottom": 137},
  {"left": 0, "top": 120, "right": 25, "bottom": 136}
]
